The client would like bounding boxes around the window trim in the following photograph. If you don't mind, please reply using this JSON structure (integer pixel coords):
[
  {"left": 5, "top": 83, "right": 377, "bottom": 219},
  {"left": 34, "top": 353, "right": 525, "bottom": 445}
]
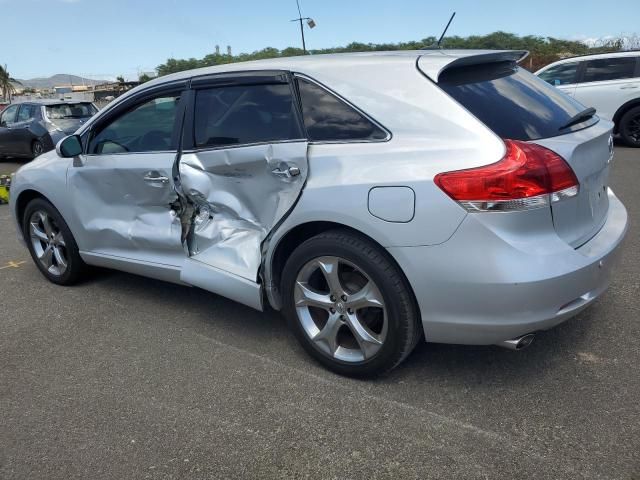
[
  {"left": 576, "top": 56, "right": 638, "bottom": 84},
  {"left": 293, "top": 73, "right": 392, "bottom": 145},
  {"left": 182, "top": 70, "right": 307, "bottom": 152},
  {"left": 84, "top": 85, "right": 188, "bottom": 156}
]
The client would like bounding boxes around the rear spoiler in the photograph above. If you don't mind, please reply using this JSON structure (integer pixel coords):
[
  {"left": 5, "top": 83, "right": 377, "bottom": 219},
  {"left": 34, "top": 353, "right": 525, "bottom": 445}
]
[{"left": 418, "top": 50, "right": 529, "bottom": 82}]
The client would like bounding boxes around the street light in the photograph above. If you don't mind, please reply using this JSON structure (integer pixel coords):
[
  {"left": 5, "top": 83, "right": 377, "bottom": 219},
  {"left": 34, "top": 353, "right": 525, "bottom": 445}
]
[{"left": 291, "top": 0, "right": 316, "bottom": 54}]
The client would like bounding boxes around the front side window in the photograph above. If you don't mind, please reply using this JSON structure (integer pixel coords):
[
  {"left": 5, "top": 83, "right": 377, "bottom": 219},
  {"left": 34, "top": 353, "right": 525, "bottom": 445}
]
[
  {"left": 538, "top": 62, "right": 578, "bottom": 86},
  {"left": 89, "top": 94, "right": 180, "bottom": 154},
  {"left": 194, "top": 83, "right": 302, "bottom": 148},
  {"left": 0, "top": 104, "right": 19, "bottom": 125},
  {"left": 17, "top": 104, "right": 36, "bottom": 122},
  {"left": 296, "top": 77, "right": 388, "bottom": 142},
  {"left": 582, "top": 57, "right": 637, "bottom": 83}
]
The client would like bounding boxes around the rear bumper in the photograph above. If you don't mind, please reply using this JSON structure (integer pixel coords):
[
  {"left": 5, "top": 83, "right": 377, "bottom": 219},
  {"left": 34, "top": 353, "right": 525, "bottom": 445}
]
[{"left": 389, "top": 189, "right": 628, "bottom": 345}]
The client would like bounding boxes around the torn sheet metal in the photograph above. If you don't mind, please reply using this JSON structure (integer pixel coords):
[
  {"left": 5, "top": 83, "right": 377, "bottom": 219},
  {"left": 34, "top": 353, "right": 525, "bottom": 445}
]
[{"left": 178, "top": 141, "right": 308, "bottom": 281}]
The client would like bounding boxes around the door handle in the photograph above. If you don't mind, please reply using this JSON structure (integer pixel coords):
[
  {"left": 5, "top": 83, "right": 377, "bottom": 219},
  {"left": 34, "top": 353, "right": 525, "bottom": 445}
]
[
  {"left": 271, "top": 165, "right": 301, "bottom": 178},
  {"left": 143, "top": 173, "right": 170, "bottom": 184},
  {"left": 620, "top": 85, "right": 639, "bottom": 89}
]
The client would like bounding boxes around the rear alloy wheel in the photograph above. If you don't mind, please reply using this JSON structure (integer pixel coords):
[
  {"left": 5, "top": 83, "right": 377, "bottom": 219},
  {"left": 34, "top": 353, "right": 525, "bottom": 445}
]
[
  {"left": 619, "top": 106, "right": 640, "bottom": 148},
  {"left": 23, "top": 198, "right": 86, "bottom": 285},
  {"left": 294, "top": 256, "right": 388, "bottom": 363},
  {"left": 282, "top": 230, "right": 421, "bottom": 377},
  {"left": 32, "top": 140, "right": 45, "bottom": 158}
]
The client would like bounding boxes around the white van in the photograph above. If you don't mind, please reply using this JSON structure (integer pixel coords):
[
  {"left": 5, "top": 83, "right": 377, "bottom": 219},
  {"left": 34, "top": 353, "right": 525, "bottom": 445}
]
[{"left": 536, "top": 51, "right": 640, "bottom": 147}]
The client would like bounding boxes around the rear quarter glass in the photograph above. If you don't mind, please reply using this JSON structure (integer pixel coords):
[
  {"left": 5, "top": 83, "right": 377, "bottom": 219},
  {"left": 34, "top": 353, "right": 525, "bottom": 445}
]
[{"left": 438, "top": 61, "right": 598, "bottom": 140}]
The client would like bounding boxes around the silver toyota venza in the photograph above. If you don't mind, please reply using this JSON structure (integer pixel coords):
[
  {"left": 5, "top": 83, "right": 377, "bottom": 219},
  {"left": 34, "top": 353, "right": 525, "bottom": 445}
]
[{"left": 10, "top": 51, "right": 628, "bottom": 376}]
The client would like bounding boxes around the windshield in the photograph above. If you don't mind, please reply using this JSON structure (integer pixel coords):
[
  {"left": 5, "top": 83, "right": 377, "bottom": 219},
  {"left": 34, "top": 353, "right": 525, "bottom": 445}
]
[
  {"left": 438, "top": 62, "right": 598, "bottom": 140},
  {"left": 45, "top": 103, "right": 97, "bottom": 119}
]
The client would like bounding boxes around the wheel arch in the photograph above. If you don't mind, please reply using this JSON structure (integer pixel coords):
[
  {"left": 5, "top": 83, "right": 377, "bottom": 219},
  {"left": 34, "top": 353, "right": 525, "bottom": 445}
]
[
  {"left": 266, "top": 220, "right": 421, "bottom": 322},
  {"left": 15, "top": 189, "right": 51, "bottom": 230},
  {"left": 612, "top": 98, "right": 640, "bottom": 132}
]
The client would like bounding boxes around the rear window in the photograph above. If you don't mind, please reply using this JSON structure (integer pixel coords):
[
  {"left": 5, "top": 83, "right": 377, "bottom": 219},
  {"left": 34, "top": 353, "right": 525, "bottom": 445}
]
[
  {"left": 439, "top": 62, "right": 597, "bottom": 141},
  {"left": 46, "top": 103, "right": 97, "bottom": 119}
]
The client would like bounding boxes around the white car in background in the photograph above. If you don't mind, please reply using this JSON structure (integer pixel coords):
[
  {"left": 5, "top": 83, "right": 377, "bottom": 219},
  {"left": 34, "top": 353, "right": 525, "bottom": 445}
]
[{"left": 536, "top": 51, "right": 640, "bottom": 147}]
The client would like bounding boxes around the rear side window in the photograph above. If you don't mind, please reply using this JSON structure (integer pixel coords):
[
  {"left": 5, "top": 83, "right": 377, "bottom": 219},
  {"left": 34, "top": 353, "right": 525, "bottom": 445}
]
[
  {"left": 194, "top": 84, "right": 302, "bottom": 148},
  {"left": 582, "top": 57, "right": 637, "bottom": 82},
  {"left": 439, "top": 62, "right": 597, "bottom": 141},
  {"left": 538, "top": 62, "right": 578, "bottom": 85},
  {"left": 296, "top": 77, "right": 388, "bottom": 142}
]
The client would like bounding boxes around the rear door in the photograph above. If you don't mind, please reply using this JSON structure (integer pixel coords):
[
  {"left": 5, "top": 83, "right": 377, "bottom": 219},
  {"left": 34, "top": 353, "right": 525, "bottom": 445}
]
[
  {"left": 537, "top": 61, "right": 581, "bottom": 97},
  {"left": 573, "top": 56, "right": 639, "bottom": 120},
  {"left": 178, "top": 71, "right": 308, "bottom": 310}
]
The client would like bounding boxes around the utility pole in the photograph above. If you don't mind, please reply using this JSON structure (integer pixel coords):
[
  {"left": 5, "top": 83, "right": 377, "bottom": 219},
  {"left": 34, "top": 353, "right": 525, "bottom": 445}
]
[{"left": 291, "top": 0, "right": 316, "bottom": 54}]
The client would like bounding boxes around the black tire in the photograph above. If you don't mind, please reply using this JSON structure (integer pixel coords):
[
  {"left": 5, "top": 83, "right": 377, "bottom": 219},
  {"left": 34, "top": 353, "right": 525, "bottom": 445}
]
[
  {"left": 281, "top": 229, "right": 421, "bottom": 377},
  {"left": 619, "top": 106, "right": 640, "bottom": 148},
  {"left": 32, "top": 140, "right": 45, "bottom": 158},
  {"left": 22, "top": 198, "right": 86, "bottom": 285}
]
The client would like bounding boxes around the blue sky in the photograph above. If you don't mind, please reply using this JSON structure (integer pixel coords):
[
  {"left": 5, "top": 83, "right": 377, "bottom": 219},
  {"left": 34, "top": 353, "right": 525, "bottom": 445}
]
[{"left": 2, "top": 0, "right": 637, "bottom": 80}]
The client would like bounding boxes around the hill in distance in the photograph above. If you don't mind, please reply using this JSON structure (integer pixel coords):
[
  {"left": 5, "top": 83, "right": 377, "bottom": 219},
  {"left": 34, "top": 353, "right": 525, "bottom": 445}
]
[{"left": 15, "top": 74, "right": 110, "bottom": 89}]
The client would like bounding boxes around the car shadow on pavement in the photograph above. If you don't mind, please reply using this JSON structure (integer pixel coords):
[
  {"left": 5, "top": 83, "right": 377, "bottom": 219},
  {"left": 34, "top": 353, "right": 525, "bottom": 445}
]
[{"left": 83, "top": 266, "right": 602, "bottom": 385}]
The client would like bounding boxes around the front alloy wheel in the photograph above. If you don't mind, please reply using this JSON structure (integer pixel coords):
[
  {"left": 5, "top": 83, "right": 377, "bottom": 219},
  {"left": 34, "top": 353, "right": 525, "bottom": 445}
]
[
  {"left": 23, "top": 198, "right": 86, "bottom": 285},
  {"left": 29, "top": 210, "right": 68, "bottom": 276}
]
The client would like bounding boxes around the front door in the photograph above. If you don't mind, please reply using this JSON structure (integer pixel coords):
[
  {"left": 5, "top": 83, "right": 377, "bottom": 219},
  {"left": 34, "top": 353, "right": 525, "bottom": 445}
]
[
  {"left": 177, "top": 72, "right": 309, "bottom": 309},
  {"left": 68, "top": 86, "right": 188, "bottom": 271},
  {"left": 0, "top": 104, "right": 20, "bottom": 156},
  {"left": 11, "top": 104, "right": 38, "bottom": 156}
]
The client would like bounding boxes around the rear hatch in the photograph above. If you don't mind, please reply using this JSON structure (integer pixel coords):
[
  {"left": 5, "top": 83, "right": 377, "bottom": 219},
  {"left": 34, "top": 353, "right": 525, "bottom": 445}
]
[
  {"left": 424, "top": 55, "right": 612, "bottom": 247},
  {"left": 45, "top": 102, "right": 97, "bottom": 134}
]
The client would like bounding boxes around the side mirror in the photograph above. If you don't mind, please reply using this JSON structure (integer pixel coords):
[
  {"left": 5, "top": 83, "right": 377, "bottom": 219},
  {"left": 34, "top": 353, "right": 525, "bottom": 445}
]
[{"left": 56, "top": 135, "right": 83, "bottom": 158}]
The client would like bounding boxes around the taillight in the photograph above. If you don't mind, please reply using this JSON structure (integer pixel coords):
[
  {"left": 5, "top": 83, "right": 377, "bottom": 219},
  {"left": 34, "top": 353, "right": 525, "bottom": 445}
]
[{"left": 434, "top": 139, "right": 579, "bottom": 212}]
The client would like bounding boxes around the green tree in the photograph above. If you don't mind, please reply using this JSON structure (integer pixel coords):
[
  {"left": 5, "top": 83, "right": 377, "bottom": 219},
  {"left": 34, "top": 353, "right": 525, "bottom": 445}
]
[
  {"left": 155, "top": 31, "right": 626, "bottom": 77},
  {"left": 0, "top": 64, "right": 21, "bottom": 101},
  {"left": 138, "top": 73, "right": 153, "bottom": 83}
]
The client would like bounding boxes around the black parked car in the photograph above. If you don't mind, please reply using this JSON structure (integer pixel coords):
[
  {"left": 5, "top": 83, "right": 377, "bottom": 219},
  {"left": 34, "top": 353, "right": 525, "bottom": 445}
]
[{"left": 0, "top": 101, "right": 98, "bottom": 159}]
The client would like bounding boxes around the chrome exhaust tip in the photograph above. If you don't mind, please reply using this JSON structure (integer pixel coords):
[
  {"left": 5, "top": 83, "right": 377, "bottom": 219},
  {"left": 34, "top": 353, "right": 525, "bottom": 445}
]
[{"left": 498, "top": 333, "right": 535, "bottom": 351}]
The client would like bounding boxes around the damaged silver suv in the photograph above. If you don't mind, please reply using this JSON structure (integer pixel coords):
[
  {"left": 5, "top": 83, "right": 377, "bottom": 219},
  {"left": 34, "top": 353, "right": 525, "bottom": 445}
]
[{"left": 10, "top": 51, "right": 628, "bottom": 376}]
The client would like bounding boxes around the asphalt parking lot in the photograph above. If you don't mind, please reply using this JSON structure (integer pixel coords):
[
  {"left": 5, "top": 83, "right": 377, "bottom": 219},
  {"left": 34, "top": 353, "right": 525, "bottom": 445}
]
[{"left": 0, "top": 147, "right": 638, "bottom": 480}]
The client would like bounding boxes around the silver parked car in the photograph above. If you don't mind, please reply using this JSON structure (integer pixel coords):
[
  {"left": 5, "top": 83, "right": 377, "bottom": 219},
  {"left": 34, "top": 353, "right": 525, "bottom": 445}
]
[{"left": 10, "top": 51, "right": 628, "bottom": 376}]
